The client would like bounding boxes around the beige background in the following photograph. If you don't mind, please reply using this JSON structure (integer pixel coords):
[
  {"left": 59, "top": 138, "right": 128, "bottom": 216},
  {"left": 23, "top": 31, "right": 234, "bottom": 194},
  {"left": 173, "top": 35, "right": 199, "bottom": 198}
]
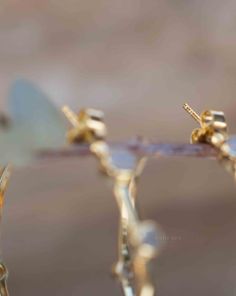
[{"left": 0, "top": 0, "right": 236, "bottom": 295}]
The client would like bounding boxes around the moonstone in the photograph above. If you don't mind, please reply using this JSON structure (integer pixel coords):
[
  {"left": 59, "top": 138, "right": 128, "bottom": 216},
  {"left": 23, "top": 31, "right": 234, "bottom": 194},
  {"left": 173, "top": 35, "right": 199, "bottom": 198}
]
[
  {"left": 110, "top": 148, "right": 137, "bottom": 170},
  {"left": 132, "top": 221, "right": 164, "bottom": 251},
  {"left": 226, "top": 135, "right": 236, "bottom": 158}
]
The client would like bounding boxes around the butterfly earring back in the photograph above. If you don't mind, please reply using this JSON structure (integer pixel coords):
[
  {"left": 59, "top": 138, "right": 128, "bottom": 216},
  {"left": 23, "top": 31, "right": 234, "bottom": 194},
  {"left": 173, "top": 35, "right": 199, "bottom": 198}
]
[
  {"left": 183, "top": 103, "right": 227, "bottom": 145},
  {"left": 62, "top": 106, "right": 106, "bottom": 144},
  {"left": 183, "top": 103, "right": 236, "bottom": 179}
]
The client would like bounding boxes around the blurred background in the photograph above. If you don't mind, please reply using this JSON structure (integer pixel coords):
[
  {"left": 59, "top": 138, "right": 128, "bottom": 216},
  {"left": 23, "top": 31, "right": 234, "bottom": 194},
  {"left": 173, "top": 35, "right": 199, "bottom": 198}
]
[{"left": 1, "top": 0, "right": 236, "bottom": 295}]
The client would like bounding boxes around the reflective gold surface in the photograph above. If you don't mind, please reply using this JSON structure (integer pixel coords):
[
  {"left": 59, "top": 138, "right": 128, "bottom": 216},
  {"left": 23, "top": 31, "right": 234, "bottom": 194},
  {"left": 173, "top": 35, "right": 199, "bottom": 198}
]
[
  {"left": 183, "top": 104, "right": 236, "bottom": 179},
  {"left": 64, "top": 107, "right": 161, "bottom": 295},
  {"left": 0, "top": 263, "right": 9, "bottom": 296},
  {"left": 0, "top": 166, "right": 11, "bottom": 296},
  {"left": 1, "top": 1, "right": 236, "bottom": 294}
]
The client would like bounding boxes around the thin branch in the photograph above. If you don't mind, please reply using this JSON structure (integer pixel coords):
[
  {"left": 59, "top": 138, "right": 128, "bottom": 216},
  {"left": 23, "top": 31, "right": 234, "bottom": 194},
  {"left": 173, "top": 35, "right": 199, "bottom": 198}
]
[{"left": 37, "top": 141, "right": 217, "bottom": 160}]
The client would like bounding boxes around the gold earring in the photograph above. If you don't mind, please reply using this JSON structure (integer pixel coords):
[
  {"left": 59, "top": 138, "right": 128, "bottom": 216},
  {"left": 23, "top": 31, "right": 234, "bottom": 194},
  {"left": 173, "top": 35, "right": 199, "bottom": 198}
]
[
  {"left": 183, "top": 103, "right": 236, "bottom": 178},
  {"left": 62, "top": 106, "right": 163, "bottom": 296},
  {"left": 0, "top": 165, "right": 11, "bottom": 296}
]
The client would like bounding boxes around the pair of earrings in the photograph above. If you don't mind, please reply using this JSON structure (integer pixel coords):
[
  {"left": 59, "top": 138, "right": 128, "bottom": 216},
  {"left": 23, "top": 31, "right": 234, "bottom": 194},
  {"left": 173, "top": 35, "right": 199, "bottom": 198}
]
[
  {"left": 0, "top": 79, "right": 235, "bottom": 296},
  {"left": 62, "top": 103, "right": 236, "bottom": 296}
]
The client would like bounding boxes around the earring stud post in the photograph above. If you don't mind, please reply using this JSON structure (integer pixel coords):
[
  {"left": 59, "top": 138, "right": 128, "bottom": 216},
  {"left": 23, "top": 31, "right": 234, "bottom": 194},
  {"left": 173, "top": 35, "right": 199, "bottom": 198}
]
[
  {"left": 183, "top": 103, "right": 201, "bottom": 124},
  {"left": 62, "top": 106, "right": 79, "bottom": 128},
  {"left": 0, "top": 165, "right": 11, "bottom": 209}
]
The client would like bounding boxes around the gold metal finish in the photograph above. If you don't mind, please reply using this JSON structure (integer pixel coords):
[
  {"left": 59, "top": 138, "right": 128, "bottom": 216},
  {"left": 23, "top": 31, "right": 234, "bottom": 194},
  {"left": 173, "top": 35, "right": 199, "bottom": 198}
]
[
  {"left": 0, "top": 263, "right": 9, "bottom": 296},
  {"left": 62, "top": 106, "right": 106, "bottom": 144},
  {"left": 183, "top": 103, "right": 227, "bottom": 144},
  {"left": 183, "top": 103, "right": 201, "bottom": 124},
  {"left": 0, "top": 166, "right": 11, "bottom": 209},
  {"left": 0, "top": 166, "right": 11, "bottom": 296},
  {"left": 183, "top": 103, "right": 236, "bottom": 179},
  {"left": 63, "top": 106, "right": 162, "bottom": 296}
]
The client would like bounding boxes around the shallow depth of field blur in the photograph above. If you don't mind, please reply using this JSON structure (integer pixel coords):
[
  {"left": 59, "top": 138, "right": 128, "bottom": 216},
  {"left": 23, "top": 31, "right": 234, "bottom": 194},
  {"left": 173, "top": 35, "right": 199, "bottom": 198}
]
[{"left": 1, "top": 1, "right": 236, "bottom": 295}]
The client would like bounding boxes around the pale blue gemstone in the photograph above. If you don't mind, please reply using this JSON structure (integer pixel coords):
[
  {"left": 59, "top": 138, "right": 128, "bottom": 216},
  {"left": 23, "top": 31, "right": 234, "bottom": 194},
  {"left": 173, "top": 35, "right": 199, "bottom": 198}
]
[
  {"left": 110, "top": 148, "right": 137, "bottom": 170},
  {"left": 226, "top": 135, "right": 236, "bottom": 157},
  {"left": 138, "top": 222, "right": 164, "bottom": 251},
  {"left": 140, "top": 225, "right": 158, "bottom": 248}
]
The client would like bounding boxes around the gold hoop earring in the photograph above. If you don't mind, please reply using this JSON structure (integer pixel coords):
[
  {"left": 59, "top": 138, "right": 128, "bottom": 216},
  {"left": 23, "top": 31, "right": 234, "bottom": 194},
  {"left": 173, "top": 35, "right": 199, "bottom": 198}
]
[{"left": 62, "top": 106, "right": 163, "bottom": 296}]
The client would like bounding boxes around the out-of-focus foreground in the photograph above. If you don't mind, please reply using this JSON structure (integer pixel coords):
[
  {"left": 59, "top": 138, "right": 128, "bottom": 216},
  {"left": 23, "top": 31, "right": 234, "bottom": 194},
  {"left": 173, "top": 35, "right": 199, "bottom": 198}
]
[{"left": 1, "top": 1, "right": 236, "bottom": 295}]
